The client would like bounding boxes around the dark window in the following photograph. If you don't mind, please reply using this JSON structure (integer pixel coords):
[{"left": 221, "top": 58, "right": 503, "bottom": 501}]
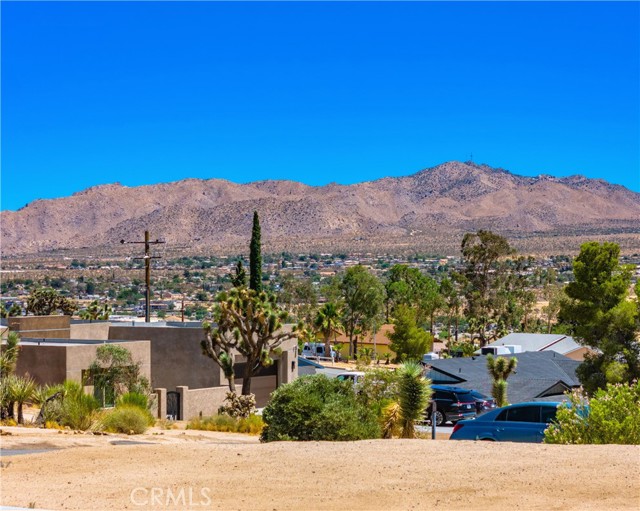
[
  {"left": 469, "top": 390, "right": 490, "bottom": 400},
  {"left": 452, "top": 391, "right": 473, "bottom": 402},
  {"left": 435, "top": 390, "right": 454, "bottom": 401},
  {"left": 540, "top": 406, "right": 558, "bottom": 424},
  {"left": 496, "top": 410, "right": 509, "bottom": 422},
  {"left": 506, "top": 406, "right": 540, "bottom": 423}
]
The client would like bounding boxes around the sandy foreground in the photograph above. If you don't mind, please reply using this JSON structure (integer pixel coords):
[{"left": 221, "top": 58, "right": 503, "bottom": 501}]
[{"left": 0, "top": 425, "right": 639, "bottom": 511}]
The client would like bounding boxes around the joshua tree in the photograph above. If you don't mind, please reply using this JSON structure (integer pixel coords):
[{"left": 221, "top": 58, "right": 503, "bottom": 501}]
[
  {"left": 79, "top": 300, "right": 112, "bottom": 321},
  {"left": 202, "top": 288, "right": 299, "bottom": 395},
  {"left": 249, "top": 211, "right": 262, "bottom": 293},
  {"left": 0, "top": 302, "right": 22, "bottom": 318},
  {"left": 26, "top": 288, "right": 77, "bottom": 316},
  {"left": 314, "top": 302, "right": 342, "bottom": 360},
  {"left": 486, "top": 354, "right": 518, "bottom": 407}
]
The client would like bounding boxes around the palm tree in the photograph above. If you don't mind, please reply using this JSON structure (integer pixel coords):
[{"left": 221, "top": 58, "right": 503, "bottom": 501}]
[
  {"left": 8, "top": 375, "right": 36, "bottom": 424},
  {"left": 314, "top": 302, "right": 342, "bottom": 360},
  {"left": 486, "top": 354, "right": 518, "bottom": 407},
  {"left": 397, "top": 361, "right": 432, "bottom": 438}
]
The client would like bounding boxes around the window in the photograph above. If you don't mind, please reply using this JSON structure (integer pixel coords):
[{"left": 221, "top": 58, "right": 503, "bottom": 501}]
[
  {"left": 453, "top": 391, "right": 473, "bottom": 402},
  {"left": 496, "top": 410, "right": 509, "bottom": 422},
  {"left": 506, "top": 405, "right": 540, "bottom": 423},
  {"left": 540, "top": 406, "right": 558, "bottom": 424}
]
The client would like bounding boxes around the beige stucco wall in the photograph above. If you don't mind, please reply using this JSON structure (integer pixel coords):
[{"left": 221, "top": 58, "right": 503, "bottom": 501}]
[
  {"left": 70, "top": 322, "right": 111, "bottom": 340},
  {"left": 236, "top": 376, "right": 277, "bottom": 407},
  {"left": 15, "top": 344, "right": 67, "bottom": 385},
  {"left": 9, "top": 315, "right": 71, "bottom": 339},
  {"left": 180, "top": 385, "right": 241, "bottom": 420},
  {"left": 108, "top": 326, "right": 221, "bottom": 389},
  {"left": 64, "top": 340, "right": 151, "bottom": 383},
  {"left": 15, "top": 340, "right": 151, "bottom": 387}
]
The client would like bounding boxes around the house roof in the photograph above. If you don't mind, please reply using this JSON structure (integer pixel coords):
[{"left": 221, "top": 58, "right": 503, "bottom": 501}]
[
  {"left": 488, "top": 333, "right": 582, "bottom": 356},
  {"left": 425, "top": 351, "right": 581, "bottom": 404}
]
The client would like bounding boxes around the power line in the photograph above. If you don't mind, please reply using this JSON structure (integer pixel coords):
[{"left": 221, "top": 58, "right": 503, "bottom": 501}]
[{"left": 120, "top": 231, "right": 165, "bottom": 323}]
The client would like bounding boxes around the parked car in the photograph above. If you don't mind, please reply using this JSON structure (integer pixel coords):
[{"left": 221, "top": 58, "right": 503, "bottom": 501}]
[
  {"left": 467, "top": 390, "right": 497, "bottom": 415},
  {"left": 449, "top": 402, "right": 561, "bottom": 443},
  {"left": 425, "top": 385, "right": 477, "bottom": 426},
  {"left": 335, "top": 371, "right": 365, "bottom": 386}
]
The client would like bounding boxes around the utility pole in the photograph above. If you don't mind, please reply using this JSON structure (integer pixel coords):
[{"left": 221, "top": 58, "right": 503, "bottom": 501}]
[{"left": 121, "top": 230, "right": 165, "bottom": 323}]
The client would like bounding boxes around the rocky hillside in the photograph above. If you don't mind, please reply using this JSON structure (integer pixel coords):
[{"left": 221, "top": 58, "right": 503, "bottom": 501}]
[{"left": 2, "top": 161, "right": 639, "bottom": 256}]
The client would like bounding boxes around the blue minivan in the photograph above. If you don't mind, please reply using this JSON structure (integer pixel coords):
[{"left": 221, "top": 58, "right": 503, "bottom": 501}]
[{"left": 449, "top": 402, "right": 561, "bottom": 442}]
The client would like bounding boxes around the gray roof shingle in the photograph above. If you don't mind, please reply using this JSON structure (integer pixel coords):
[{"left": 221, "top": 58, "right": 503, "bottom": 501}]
[{"left": 425, "top": 351, "right": 581, "bottom": 403}]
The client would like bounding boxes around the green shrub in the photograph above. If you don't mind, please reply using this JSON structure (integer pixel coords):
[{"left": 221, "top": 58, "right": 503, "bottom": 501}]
[
  {"left": 116, "top": 392, "right": 149, "bottom": 410},
  {"left": 42, "top": 381, "right": 100, "bottom": 430},
  {"left": 544, "top": 381, "right": 640, "bottom": 445},
  {"left": 260, "top": 375, "right": 381, "bottom": 442},
  {"left": 357, "top": 367, "right": 400, "bottom": 413},
  {"left": 102, "top": 405, "right": 151, "bottom": 434}
]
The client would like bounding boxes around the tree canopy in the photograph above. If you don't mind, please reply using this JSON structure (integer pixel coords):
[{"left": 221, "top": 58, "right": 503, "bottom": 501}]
[
  {"left": 340, "top": 265, "right": 385, "bottom": 356},
  {"left": 559, "top": 241, "right": 639, "bottom": 394},
  {"left": 459, "top": 230, "right": 518, "bottom": 345}
]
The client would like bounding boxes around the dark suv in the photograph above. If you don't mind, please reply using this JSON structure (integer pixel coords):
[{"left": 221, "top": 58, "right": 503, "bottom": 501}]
[{"left": 425, "top": 385, "right": 478, "bottom": 426}]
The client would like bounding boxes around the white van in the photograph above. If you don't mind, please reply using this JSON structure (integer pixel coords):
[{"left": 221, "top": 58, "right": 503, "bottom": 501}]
[{"left": 301, "top": 342, "right": 336, "bottom": 360}]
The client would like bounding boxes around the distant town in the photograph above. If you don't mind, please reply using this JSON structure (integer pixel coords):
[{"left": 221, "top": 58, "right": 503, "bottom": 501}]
[{"left": 3, "top": 249, "right": 639, "bottom": 325}]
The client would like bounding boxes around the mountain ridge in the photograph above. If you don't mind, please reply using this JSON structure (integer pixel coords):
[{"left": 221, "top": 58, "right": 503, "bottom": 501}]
[{"left": 3, "top": 161, "right": 639, "bottom": 256}]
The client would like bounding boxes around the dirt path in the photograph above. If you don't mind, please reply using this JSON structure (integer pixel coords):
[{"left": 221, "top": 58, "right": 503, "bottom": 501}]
[{"left": 1, "top": 427, "right": 638, "bottom": 510}]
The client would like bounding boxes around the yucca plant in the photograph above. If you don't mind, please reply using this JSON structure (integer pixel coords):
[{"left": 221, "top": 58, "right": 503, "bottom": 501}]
[
  {"left": 0, "top": 376, "right": 11, "bottom": 420},
  {"left": 9, "top": 375, "right": 37, "bottom": 424},
  {"left": 0, "top": 331, "right": 21, "bottom": 379},
  {"left": 397, "top": 361, "right": 432, "bottom": 438}
]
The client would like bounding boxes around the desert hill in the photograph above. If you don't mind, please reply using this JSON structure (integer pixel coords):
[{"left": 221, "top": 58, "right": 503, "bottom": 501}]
[{"left": 2, "top": 161, "right": 639, "bottom": 256}]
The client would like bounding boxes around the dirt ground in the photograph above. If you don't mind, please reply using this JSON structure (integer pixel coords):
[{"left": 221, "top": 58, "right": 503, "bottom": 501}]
[{"left": 1, "top": 425, "right": 639, "bottom": 511}]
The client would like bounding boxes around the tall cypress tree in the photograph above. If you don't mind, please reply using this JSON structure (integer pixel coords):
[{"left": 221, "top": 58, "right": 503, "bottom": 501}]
[{"left": 249, "top": 211, "right": 262, "bottom": 292}]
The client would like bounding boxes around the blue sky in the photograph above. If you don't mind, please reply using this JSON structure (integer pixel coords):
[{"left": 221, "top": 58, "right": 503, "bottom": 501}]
[{"left": 2, "top": 1, "right": 639, "bottom": 211}]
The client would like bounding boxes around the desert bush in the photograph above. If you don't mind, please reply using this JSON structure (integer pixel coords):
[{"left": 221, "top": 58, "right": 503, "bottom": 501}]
[
  {"left": 260, "top": 375, "right": 381, "bottom": 442},
  {"left": 101, "top": 405, "right": 151, "bottom": 434},
  {"left": 186, "top": 413, "right": 264, "bottom": 435},
  {"left": 237, "top": 414, "right": 264, "bottom": 435},
  {"left": 116, "top": 392, "right": 149, "bottom": 410},
  {"left": 42, "top": 381, "right": 100, "bottom": 430},
  {"left": 156, "top": 418, "right": 177, "bottom": 430},
  {"left": 544, "top": 381, "right": 640, "bottom": 445},
  {"left": 218, "top": 392, "right": 256, "bottom": 419}
]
